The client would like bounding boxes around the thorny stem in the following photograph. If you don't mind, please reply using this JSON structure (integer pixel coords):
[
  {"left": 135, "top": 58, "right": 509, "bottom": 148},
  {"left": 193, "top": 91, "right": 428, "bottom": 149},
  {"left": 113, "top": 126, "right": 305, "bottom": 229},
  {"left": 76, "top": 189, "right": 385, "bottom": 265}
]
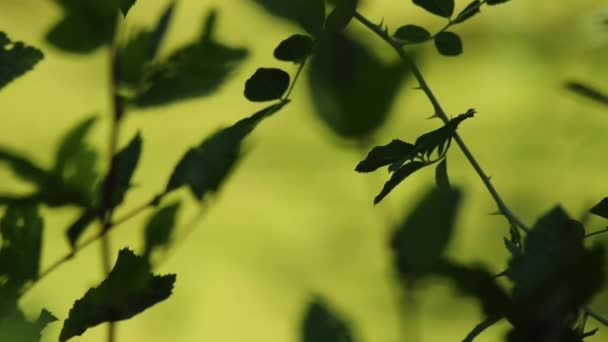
[
  {"left": 585, "top": 227, "right": 608, "bottom": 239},
  {"left": 352, "top": 11, "right": 530, "bottom": 233}
]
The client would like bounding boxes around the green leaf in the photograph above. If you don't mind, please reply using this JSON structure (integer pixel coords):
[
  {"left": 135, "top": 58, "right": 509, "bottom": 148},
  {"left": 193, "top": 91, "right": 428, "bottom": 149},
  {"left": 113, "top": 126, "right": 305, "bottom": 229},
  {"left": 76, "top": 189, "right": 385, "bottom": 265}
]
[
  {"left": 393, "top": 25, "right": 431, "bottom": 43},
  {"left": 412, "top": 0, "right": 455, "bottom": 18},
  {"left": 102, "top": 132, "right": 142, "bottom": 211},
  {"left": 324, "top": 0, "right": 358, "bottom": 33},
  {"left": 435, "top": 158, "right": 450, "bottom": 189},
  {"left": 0, "top": 148, "right": 47, "bottom": 185},
  {"left": 0, "top": 205, "right": 43, "bottom": 289},
  {"left": 59, "top": 249, "right": 176, "bottom": 342},
  {"left": 143, "top": 202, "right": 181, "bottom": 260},
  {"left": 486, "top": 0, "right": 510, "bottom": 5},
  {"left": 390, "top": 187, "right": 462, "bottom": 275},
  {"left": 244, "top": 68, "right": 290, "bottom": 102},
  {"left": 274, "top": 35, "right": 314, "bottom": 63},
  {"left": 118, "top": 0, "right": 136, "bottom": 16},
  {"left": 453, "top": 0, "right": 481, "bottom": 24},
  {"left": 355, "top": 139, "right": 415, "bottom": 173},
  {"left": 0, "top": 32, "right": 43, "bottom": 90},
  {"left": 301, "top": 297, "right": 355, "bottom": 342},
  {"left": 252, "top": 0, "right": 325, "bottom": 37},
  {"left": 374, "top": 161, "right": 426, "bottom": 204},
  {"left": 166, "top": 102, "right": 288, "bottom": 200},
  {"left": 0, "top": 308, "right": 58, "bottom": 342},
  {"left": 590, "top": 197, "right": 608, "bottom": 219},
  {"left": 135, "top": 10, "right": 248, "bottom": 107},
  {"left": 309, "top": 33, "right": 409, "bottom": 140},
  {"left": 411, "top": 109, "right": 474, "bottom": 159},
  {"left": 434, "top": 31, "right": 463, "bottom": 56},
  {"left": 66, "top": 210, "right": 97, "bottom": 248},
  {"left": 565, "top": 81, "right": 608, "bottom": 106}
]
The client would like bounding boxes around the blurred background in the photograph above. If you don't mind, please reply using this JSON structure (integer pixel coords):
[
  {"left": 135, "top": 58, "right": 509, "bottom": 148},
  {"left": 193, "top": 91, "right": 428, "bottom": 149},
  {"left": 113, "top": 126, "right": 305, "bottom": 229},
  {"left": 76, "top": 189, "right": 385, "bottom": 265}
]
[{"left": 1, "top": 0, "right": 608, "bottom": 341}]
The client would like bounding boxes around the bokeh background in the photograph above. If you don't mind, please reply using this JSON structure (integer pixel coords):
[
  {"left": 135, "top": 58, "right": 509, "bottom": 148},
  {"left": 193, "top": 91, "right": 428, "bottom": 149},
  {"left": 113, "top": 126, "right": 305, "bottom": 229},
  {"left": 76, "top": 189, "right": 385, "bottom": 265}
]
[{"left": 1, "top": 0, "right": 608, "bottom": 341}]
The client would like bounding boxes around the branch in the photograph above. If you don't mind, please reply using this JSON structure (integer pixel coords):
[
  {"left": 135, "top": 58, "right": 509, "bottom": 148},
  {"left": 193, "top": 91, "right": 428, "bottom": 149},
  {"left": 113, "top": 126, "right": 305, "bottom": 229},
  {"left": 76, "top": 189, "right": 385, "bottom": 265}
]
[{"left": 353, "top": 11, "right": 530, "bottom": 233}]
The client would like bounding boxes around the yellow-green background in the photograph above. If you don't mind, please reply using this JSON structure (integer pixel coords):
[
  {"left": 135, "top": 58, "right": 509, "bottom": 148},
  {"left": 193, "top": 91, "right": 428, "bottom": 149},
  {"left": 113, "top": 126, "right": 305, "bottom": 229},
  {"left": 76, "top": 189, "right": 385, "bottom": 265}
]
[{"left": 1, "top": 0, "right": 608, "bottom": 341}]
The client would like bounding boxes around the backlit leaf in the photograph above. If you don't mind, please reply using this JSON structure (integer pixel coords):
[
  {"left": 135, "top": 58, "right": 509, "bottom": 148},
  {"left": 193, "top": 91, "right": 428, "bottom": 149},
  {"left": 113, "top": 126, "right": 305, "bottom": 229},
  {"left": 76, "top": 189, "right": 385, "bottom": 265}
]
[
  {"left": 590, "top": 197, "right": 608, "bottom": 219},
  {"left": 434, "top": 31, "right": 463, "bottom": 56},
  {"left": 487, "top": 0, "right": 510, "bottom": 5},
  {"left": 453, "top": 0, "right": 481, "bottom": 24},
  {"left": 394, "top": 25, "right": 431, "bottom": 43},
  {"left": 143, "top": 202, "right": 181, "bottom": 260},
  {"left": 325, "top": 0, "right": 358, "bottom": 33},
  {"left": 118, "top": 0, "right": 136, "bottom": 16},
  {"left": 301, "top": 297, "right": 355, "bottom": 342},
  {"left": 244, "top": 68, "right": 290, "bottom": 102},
  {"left": 435, "top": 158, "right": 450, "bottom": 189},
  {"left": 374, "top": 161, "right": 426, "bottom": 204},
  {"left": 0, "top": 32, "right": 43, "bottom": 90},
  {"left": 102, "top": 132, "right": 142, "bottom": 211},
  {"left": 355, "top": 139, "right": 415, "bottom": 173},
  {"left": 274, "top": 34, "right": 314, "bottom": 63},
  {"left": 252, "top": 0, "right": 325, "bottom": 37},
  {"left": 412, "top": 0, "right": 455, "bottom": 18},
  {"left": 0, "top": 308, "right": 57, "bottom": 342}
]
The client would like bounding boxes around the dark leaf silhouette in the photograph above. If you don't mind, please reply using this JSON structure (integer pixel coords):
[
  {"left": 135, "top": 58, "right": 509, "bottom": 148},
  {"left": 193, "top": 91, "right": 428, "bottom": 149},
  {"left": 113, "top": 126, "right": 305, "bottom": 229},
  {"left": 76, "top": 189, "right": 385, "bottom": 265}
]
[
  {"left": 66, "top": 210, "right": 97, "bottom": 248},
  {"left": 435, "top": 158, "right": 450, "bottom": 189},
  {"left": 274, "top": 35, "right": 314, "bottom": 63},
  {"left": 487, "top": 0, "right": 510, "bottom": 5},
  {"left": 301, "top": 297, "right": 355, "bottom": 342},
  {"left": 166, "top": 102, "right": 288, "bottom": 200},
  {"left": 434, "top": 31, "right": 463, "bottom": 56},
  {"left": 590, "top": 197, "right": 608, "bottom": 219},
  {"left": 565, "top": 81, "right": 608, "bottom": 106},
  {"left": 394, "top": 25, "right": 431, "bottom": 43},
  {"left": 355, "top": 139, "right": 415, "bottom": 173},
  {"left": 0, "top": 32, "right": 43, "bottom": 90},
  {"left": 143, "top": 202, "right": 181, "bottom": 260},
  {"left": 135, "top": 10, "right": 248, "bottom": 106},
  {"left": 119, "top": 0, "right": 136, "bottom": 16},
  {"left": 252, "top": 0, "right": 325, "bottom": 37},
  {"left": 103, "top": 132, "right": 143, "bottom": 211},
  {"left": 0, "top": 148, "right": 47, "bottom": 185},
  {"left": 453, "top": 0, "right": 482, "bottom": 24},
  {"left": 412, "top": 0, "right": 455, "bottom": 18},
  {"left": 59, "top": 249, "right": 176, "bottom": 342},
  {"left": 244, "top": 68, "right": 290, "bottom": 102},
  {"left": 325, "top": 0, "right": 358, "bottom": 33},
  {"left": 374, "top": 161, "right": 426, "bottom": 204},
  {"left": 0, "top": 308, "right": 57, "bottom": 342},
  {"left": 410, "top": 109, "right": 474, "bottom": 159},
  {"left": 390, "top": 187, "right": 462, "bottom": 275},
  {"left": 309, "top": 32, "right": 409, "bottom": 140}
]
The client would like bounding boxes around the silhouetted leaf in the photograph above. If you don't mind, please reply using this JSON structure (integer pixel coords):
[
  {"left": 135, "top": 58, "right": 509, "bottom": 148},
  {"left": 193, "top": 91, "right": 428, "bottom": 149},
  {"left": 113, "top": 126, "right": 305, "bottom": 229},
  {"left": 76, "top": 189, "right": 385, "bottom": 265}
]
[
  {"left": 59, "top": 249, "right": 175, "bottom": 342},
  {"left": 355, "top": 139, "right": 415, "bottom": 173},
  {"left": 374, "top": 162, "right": 426, "bottom": 204},
  {"left": 390, "top": 187, "right": 462, "bottom": 275},
  {"left": 0, "top": 32, "right": 43, "bottom": 90},
  {"left": 590, "top": 198, "right": 608, "bottom": 219},
  {"left": 309, "top": 33, "right": 409, "bottom": 140},
  {"left": 301, "top": 297, "right": 355, "bottom": 342},
  {"left": 325, "top": 0, "right": 358, "bottom": 33},
  {"left": 412, "top": 0, "right": 455, "bottom": 18},
  {"left": 46, "top": 0, "right": 119, "bottom": 53},
  {"left": 244, "top": 68, "right": 290, "bottom": 102},
  {"left": 166, "top": 102, "right": 288, "bottom": 200},
  {"left": 0, "top": 205, "right": 43, "bottom": 289},
  {"left": 103, "top": 132, "right": 142, "bottom": 210},
  {"left": 0, "top": 308, "right": 57, "bottom": 342},
  {"left": 435, "top": 158, "right": 450, "bottom": 189},
  {"left": 453, "top": 0, "right": 481, "bottom": 24},
  {"left": 503, "top": 238, "right": 521, "bottom": 258},
  {"left": 0, "top": 148, "right": 47, "bottom": 185},
  {"left": 143, "top": 202, "right": 181, "bottom": 260},
  {"left": 119, "top": 0, "right": 136, "bottom": 16},
  {"left": 252, "top": 0, "right": 325, "bottom": 37},
  {"left": 135, "top": 10, "right": 248, "bottom": 106},
  {"left": 411, "top": 109, "right": 474, "bottom": 159},
  {"left": 394, "top": 25, "right": 431, "bottom": 43},
  {"left": 118, "top": 2, "right": 176, "bottom": 87},
  {"left": 565, "top": 82, "right": 608, "bottom": 106},
  {"left": 434, "top": 31, "right": 462, "bottom": 56},
  {"left": 66, "top": 210, "right": 97, "bottom": 248},
  {"left": 486, "top": 0, "right": 510, "bottom": 5},
  {"left": 274, "top": 35, "right": 314, "bottom": 63}
]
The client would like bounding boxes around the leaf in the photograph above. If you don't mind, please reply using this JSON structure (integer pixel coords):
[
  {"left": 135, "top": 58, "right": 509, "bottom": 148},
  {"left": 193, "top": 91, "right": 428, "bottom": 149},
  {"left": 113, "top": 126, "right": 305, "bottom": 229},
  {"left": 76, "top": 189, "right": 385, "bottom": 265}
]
[
  {"left": 324, "top": 0, "right": 358, "bottom": 33},
  {"left": 308, "top": 33, "right": 409, "bottom": 140},
  {"left": 0, "top": 308, "right": 58, "bottom": 342},
  {"left": 355, "top": 139, "right": 415, "bottom": 173},
  {"left": 252, "top": 0, "right": 326, "bottom": 37},
  {"left": 274, "top": 34, "right": 314, "bottom": 63},
  {"left": 435, "top": 158, "right": 450, "bottom": 189},
  {"left": 0, "top": 148, "right": 47, "bottom": 185},
  {"left": 0, "top": 32, "right": 44, "bottom": 90},
  {"left": 102, "top": 132, "right": 142, "bottom": 211},
  {"left": 411, "top": 109, "right": 474, "bottom": 159},
  {"left": 374, "top": 161, "right": 426, "bottom": 204},
  {"left": 143, "top": 202, "right": 181, "bottom": 260},
  {"left": 434, "top": 31, "right": 463, "bottom": 56},
  {"left": 412, "top": 0, "right": 455, "bottom": 18},
  {"left": 166, "top": 102, "right": 288, "bottom": 200},
  {"left": 66, "top": 210, "right": 97, "bottom": 248},
  {"left": 244, "top": 68, "right": 290, "bottom": 102},
  {"left": 0, "top": 205, "right": 43, "bottom": 289},
  {"left": 565, "top": 81, "right": 608, "bottom": 106},
  {"left": 486, "top": 0, "right": 510, "bottom": 5},
  {"left": 135, "top": 10, "right": 248, "bottom": 107},
  {"left": 119, "top": 0, "right": 136, "bottom": 16},
  {"left": 301, "top": 297, "right": 355, "bottom": 342},
  {"left": 390, "top": 187, "right": 462, "bottom": 275},
  {"left": 59, "top": 249, "right": 176, "bottom": 342},
  {"left": 590, "top": 197, "right": 608, "bottom": 219},
  {"left": 453, "top": 0, "right": 482, "bottom": 24},
  {"left": 117, "top": 2, "right": 177, "bottom": 87},
  {"left": 393, "top": 25, "right": 431, "bottom": 43}
]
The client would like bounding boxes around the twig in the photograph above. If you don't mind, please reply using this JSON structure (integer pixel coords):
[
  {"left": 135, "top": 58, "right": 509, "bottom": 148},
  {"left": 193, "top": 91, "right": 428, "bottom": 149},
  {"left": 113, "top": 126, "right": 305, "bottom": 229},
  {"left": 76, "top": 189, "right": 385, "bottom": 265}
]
[
  {"left": 353, "top": 11, "right": 530, "bottom": 233},
  {"left": 462, "top": 316, "right": 502, "bottom": 342}
]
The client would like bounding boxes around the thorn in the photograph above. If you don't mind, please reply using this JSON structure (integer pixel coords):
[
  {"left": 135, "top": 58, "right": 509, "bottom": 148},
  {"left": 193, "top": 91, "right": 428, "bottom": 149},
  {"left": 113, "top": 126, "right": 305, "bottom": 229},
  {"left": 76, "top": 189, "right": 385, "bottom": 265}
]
[
  {"left": 378, "top": 17, "right": 385, "bottom": 27},
  {"left": 413, "top": 86, "right": 423, "bottom": 90},
  {"left": 489, "top": 210, "right": 504, "bottom": 216},
  {"left": 426, "top": 113, "right": 439, "bottom": 120}
]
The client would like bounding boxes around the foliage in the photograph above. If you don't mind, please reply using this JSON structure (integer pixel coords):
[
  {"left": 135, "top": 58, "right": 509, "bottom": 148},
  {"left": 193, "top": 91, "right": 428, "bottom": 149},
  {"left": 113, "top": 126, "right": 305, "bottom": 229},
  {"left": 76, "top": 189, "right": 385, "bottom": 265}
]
[{"left": 1, "top": 0, "right": 607, "bottom": 341}]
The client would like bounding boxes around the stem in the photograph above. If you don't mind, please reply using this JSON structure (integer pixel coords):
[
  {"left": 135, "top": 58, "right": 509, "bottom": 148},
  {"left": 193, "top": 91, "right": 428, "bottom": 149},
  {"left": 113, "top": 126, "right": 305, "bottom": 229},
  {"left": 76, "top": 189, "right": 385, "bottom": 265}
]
[
  {"left": 585, "top": 306, "right": 608, "bottom": 327},
  {"left": 462, "top": 316, "right": 502, "bottom": 342},
  {"left": 585, "top": 227, "right": 608, "bottom": 239},
  {"left": 353, "top": 11, "right": 530, "bottom": 233},
  {"left": 282, "top": 58, "right": 308, "bottom": 101}
]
